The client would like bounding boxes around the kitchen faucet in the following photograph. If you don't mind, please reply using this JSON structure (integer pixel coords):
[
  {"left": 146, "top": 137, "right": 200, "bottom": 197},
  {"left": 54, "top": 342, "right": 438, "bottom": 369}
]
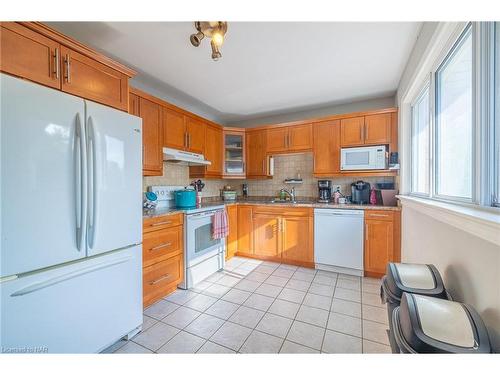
[{"left": 280, "top": 187, "right": 296, "bottom": 203}]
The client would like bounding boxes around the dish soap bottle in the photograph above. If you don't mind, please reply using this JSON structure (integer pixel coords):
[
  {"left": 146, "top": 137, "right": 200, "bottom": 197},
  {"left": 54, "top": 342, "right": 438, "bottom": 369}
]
[{"left": 370, "top": 187, "right": 377, "bottom": 205}]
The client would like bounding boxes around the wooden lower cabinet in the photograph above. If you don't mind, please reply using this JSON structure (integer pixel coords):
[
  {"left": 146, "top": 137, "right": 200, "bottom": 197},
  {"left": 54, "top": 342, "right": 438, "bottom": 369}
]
[
  {"left": 143, "top": 254, "right": 183, "bottom": 308},
  {"left": 252, "top": 213, "right": 281, "bottom": 258},
  {"left": 282, "top": 214, "right": 314, "bottom": 264},
  {"left": 226, "top": 205, "right": 238, "bottom": 260},
  {"left": 236, "top": 205, "right": 254, "bottom": 256},
  {"left": 364, "top": 210, "right": 401, "bottom": 278},
  {"left": 235, "top": 205, "right": 314, "bottom": 267},
  {"left": 142, "top": 213, "right": 184, "bottom": 307}
]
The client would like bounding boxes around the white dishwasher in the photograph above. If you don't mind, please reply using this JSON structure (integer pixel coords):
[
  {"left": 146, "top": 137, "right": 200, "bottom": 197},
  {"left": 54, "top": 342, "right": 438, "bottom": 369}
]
[{"left": 314, "top": 209, "right": 364, "bottom": 276}]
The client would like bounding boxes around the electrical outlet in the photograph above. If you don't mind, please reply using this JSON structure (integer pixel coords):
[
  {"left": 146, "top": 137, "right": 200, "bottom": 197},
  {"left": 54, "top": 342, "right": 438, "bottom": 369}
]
[{"left": 332, "top": 184, "right": 342, "bottom": 193}]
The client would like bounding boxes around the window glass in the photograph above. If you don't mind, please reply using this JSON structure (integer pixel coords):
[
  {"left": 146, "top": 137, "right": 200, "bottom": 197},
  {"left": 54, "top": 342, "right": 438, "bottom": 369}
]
[
  {"left": 411, "top": 86, "right": 430, "bottom": 194},
  {"left": 435, "top": 27, "right": 473, "bottom": 199}
]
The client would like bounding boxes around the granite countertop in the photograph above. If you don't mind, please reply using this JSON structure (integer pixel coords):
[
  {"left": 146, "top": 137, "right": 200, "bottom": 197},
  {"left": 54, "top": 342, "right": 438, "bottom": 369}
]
[{"left": 143, "top": 196, "right": 400, "bottom": 218}]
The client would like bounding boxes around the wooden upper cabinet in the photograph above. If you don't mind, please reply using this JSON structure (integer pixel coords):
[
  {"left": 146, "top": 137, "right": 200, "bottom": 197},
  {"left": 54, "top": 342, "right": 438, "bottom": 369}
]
[
  {"left": 163, "top": 108, "right": 186, "bottom": 150},
  {"left": 313, "top": 120, "right": 341, "bottom": 176},
  {"left": 288, "top": 123, "right": 312, "bottom": 151},
  {"left": 253, "top": 213, "right": 281, "bottom": 258},
  {"left": 185, "top": 117, "right": 205, "bottom": 154},
  {"left": 266, "top": 124, "right": 313, "bottom": 154},
  {"left": 266, "top": 127, "right": 288, "bottom": 153},
  {"left": 364, "top": 113, "right": 391, "bottom": 145},
  {"left": 0, "top": 22, "right": 60, "bottom": 89},
  {"left": 60, "top": 46, "right": 128, "bottom": 111},
  {"left": 246, "top": 130, "right": 267, "bottom": 178},
  {"left": 203, "top": 124, "right": 223, "bottom": 176},
  {"left": 237, "top": 205, "right": 254, "bottom": 256},
  {"left": 139, "top": 97, "right": 162, "bottom": 175},
  {"left": 128, "top": 93, "right": 140, "bottom": 116},
  {"left": 340, "top": 116, "right": 365, "bottom": 147},
  {"left": 281, "top": 214, "right": 313, "bottom": 264}
]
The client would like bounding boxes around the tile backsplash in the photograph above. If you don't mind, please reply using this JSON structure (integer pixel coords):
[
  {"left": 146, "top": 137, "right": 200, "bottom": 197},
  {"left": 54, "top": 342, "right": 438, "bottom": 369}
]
[{"left": 143, "top": 154, "right": 396, "bottom": 198}]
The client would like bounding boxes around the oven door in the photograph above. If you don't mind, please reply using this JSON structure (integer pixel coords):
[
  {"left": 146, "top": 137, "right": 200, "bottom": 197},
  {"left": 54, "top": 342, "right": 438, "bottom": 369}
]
[{"left": 185, "top": 210, "right": 225, "bottom": 267}]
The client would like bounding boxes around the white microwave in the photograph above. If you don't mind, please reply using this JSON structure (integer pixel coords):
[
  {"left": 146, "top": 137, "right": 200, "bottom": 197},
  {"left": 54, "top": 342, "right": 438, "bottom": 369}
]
[{"left": 340, "top": 145, "right": 387, "bottom": 170}]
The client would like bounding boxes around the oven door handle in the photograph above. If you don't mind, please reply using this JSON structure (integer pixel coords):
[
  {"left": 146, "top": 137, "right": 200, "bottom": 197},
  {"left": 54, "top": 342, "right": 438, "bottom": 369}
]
[{"left": 187, "top": 209, "right": 224, "bottom": 219}]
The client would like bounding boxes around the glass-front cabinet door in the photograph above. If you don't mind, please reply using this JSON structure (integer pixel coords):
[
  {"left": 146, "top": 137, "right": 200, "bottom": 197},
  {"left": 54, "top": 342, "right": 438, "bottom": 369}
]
[{"left": 223, "top": 129, "right": 246, "bottom": 178}]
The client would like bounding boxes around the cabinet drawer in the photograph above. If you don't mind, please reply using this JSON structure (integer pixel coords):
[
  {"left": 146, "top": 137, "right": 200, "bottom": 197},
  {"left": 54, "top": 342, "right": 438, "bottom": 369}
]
[
  {"left": 143, "top": 226, "right": 183, "bottom": 267},
  {"left": 143, "top": 213, "right": 183, "bottom": 233},
  {"left": 365, "top": 210, "right": 395, "bottom": 221},
  {"left": 143, "top": 254, "right": 183, "bottom": 307},
  {"left": 252, "top": 206, "right": 312, "bottom": 217}
]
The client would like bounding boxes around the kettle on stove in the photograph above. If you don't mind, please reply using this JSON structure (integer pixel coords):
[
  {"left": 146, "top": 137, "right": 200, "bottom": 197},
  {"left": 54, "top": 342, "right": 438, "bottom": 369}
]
[{"left": 351, "top": 181, "right": 371, "bottom": 204}]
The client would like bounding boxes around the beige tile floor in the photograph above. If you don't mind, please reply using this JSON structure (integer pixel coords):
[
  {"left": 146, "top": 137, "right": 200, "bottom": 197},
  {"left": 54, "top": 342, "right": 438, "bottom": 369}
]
[{"left": 106, "top": 257, "right": 391, "bottom": 354}]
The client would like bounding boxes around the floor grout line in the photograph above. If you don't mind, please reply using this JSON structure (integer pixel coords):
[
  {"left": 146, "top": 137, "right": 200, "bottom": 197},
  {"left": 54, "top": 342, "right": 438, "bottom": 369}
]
[{"left": 122, "top": 257, "right": 389, "bottom": 354}]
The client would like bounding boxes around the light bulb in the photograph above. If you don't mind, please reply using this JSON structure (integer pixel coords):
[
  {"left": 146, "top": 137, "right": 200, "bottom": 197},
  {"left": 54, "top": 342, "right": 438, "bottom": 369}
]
[{"left": 211, "top": 31, "right": 224, "bottom": 47}]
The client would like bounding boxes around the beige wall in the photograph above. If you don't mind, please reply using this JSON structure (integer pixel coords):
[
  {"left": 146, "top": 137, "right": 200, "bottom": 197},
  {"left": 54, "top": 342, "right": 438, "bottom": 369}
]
[
  {"left": 401, "top": 206, "right": 500, "bottom": 352},
  {"left": 143, "top": 153, "right": 395, "bottom": 199}
]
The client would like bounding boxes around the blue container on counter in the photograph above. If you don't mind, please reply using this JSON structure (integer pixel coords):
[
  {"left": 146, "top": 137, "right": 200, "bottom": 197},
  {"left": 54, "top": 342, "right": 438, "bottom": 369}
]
[{"left": 174, "top": 189, "right": 197, "bottom": 208}]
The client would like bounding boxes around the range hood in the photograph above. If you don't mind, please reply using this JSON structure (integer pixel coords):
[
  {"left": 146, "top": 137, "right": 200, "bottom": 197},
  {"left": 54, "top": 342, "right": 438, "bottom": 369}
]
[{"left": 162, "top": 147, "right": 211, "bottom": 166}]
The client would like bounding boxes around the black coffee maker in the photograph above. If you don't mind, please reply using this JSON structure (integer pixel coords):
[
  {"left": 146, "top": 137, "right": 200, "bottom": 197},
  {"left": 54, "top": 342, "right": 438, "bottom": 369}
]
[
  {"left": 351, "top": 181, "right": 371, "bottom": 204},
  {"left": 318, "top": 180, "right": 332, "bottom": 203}
]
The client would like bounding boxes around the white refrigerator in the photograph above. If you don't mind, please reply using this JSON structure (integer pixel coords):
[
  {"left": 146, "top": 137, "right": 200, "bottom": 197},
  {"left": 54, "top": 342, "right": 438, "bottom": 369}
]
[{"left": 0, "top": 73, "right": 143, "bottom": 353}]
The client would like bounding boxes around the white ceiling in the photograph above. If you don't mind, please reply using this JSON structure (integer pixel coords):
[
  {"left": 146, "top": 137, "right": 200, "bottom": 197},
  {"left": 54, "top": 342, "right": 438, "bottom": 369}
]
[{"left": 48, "top": 22, "right": 421, "bottom": 123}]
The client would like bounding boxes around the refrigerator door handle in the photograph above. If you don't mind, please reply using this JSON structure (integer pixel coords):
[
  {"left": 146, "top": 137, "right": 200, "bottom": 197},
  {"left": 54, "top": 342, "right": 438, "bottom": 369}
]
[
  {"left": 75, "top": 113, "right": 87, "bottom": 251},
  {"left": 87, "top": 116, "right": 98, "bottom": 249}
]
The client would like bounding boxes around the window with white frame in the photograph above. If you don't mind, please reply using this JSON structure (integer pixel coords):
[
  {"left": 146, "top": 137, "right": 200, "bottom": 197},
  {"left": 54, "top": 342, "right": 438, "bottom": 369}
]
[
  {"left": 435, "top": 25, "right": 473, "bottom": 200},
  {"left": 495, "top": 22, "right": 500, "bottom": 206},
  {"left": 411, "top": 84, "right": 431, "bottom": 195}
]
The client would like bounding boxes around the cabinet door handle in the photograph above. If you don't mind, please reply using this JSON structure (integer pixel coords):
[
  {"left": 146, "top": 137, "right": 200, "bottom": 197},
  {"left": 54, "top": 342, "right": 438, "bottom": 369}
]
[
  {"left": 53, "top": 48, "right": 60, "bottom": 79},
  {"left": 149, "top": 273, "right": 171, "bottom": 285},
  {"left": 150, "top": 242, "right": 172, "bottom": 251},
  {"left": 64, "top": 54, "right": 71, "bottom": 83},
  {"left": 187, "top": 133, "right": 191, "bottom": 148},
  {"left": 151, "top": 220, "right": 172, "bottom": 226},
  {"left": 369, "top": 213, "right": 389, "bottom": 218}
]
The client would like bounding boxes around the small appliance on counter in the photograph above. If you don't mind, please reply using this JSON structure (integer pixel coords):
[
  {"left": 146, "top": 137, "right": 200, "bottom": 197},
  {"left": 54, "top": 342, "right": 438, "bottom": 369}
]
[
  {"left": 318, "top": 180, "right": 332, "bottom": 203},
  {"left": 143, "top": 191, "right": 158, "bottom": 210},
  {"left": 376, "top": 183, "right": 399, "bottom": 207},
  {"left": 174, "top": 188, "right": 197, "bottom": 208},
  {"left": 221, "top": 185, "right": 237, "bottom": 201},
  {"left": 351, "top": 181, "right": 371, "bottom": 204},
  {"left": 242, "top": 184, "right": 248, "bottom": 197}
]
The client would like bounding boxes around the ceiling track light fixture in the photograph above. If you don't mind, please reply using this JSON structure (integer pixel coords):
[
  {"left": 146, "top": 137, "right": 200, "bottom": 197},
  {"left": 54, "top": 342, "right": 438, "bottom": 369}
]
[{"left": 190, "top": 21, "right": 228, "bottom": 61}]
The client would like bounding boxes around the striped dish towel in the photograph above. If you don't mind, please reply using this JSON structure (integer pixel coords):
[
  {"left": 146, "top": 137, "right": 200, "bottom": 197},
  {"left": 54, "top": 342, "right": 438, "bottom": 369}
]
[{"left": 212, "top": 209, "right": 229, "bottom": 239}]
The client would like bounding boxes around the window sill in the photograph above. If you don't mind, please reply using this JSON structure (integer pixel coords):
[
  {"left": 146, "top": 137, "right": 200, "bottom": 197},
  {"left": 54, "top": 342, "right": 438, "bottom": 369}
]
[{"left": 397, "top": 195, "right": 500, "bottom": 246}]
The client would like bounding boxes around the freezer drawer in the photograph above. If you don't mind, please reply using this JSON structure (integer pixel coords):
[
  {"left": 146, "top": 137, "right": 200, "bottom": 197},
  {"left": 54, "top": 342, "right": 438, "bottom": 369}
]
[{"left": 0, "top": 245, "right": 142, "bottom": 353}]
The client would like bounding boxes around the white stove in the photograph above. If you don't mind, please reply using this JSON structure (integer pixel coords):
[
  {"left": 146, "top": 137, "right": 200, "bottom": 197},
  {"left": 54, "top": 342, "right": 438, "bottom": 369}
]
[{"left": 148, "top": 186, "right": 226, "bottom": 289}]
